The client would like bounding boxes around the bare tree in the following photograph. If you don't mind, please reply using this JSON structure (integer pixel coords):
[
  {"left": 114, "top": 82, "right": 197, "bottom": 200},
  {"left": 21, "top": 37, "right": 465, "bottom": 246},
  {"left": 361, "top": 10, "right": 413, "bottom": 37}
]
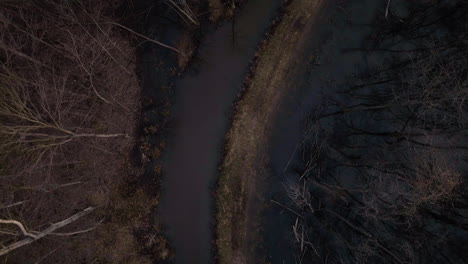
[
  {"left": 0, "top": 0, "right": 153, "bottom": 261},
  {"left": 278, "top": 3, "right": 468, "bottom": 262}
]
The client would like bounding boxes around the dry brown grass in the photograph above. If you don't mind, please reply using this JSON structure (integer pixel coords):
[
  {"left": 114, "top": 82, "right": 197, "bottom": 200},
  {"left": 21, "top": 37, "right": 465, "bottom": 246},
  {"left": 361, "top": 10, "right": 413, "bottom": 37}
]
[
  {"left": 176, "top": 30, "right": 196, "bottom": 69},
  {"left": 215, "top": 0, "right": 325, "bottom": 263},
  {"left": 208, "top": 0, "right": 240, "bottom": 22},
  {"left": 208, "top": 0, "right": 226, "bottom": 22}
]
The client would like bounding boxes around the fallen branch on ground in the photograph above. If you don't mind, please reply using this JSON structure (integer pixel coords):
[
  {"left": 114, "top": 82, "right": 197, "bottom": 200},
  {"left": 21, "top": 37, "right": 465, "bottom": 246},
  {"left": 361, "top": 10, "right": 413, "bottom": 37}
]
[{"left": 0, "top": 206, "right": 95, "bottom": 256}]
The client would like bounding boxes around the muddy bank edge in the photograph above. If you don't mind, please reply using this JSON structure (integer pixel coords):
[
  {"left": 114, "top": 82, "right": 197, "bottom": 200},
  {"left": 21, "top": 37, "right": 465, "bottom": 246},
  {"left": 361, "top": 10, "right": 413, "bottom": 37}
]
[{"left": 215, "top": 0, "right": 326, "bottom": 263}]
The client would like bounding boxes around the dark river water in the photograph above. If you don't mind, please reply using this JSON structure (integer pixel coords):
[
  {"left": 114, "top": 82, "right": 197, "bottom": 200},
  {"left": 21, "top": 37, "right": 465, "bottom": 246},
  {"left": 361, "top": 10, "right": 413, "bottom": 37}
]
[
  {"left": 158, "top": 0, "right": 396, "bottom": 262},
  {"left": 159, "top": 1, "right": 281, "bottom": 263}
]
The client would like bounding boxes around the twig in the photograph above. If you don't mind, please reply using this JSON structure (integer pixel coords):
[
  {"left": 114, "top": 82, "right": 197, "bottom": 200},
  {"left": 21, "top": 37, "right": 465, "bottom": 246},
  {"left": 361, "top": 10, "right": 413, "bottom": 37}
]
[
  {"left": 0, "top": 219, "right": 38, "bottom": 239},
  {"left": 50, "top": 218, "right": 103, "bottom": 236},
  {"left": 385, "top": 0, "right": 392, "bottom": 19},
  {"left": 0, "top": 201, "right": 27, "bottom": 210},
  {"left": 271, "top": 199, "right": 304, "bottom": 219},
  {"left": 106, "top": 22, "right": 185, "bottom": 56}
]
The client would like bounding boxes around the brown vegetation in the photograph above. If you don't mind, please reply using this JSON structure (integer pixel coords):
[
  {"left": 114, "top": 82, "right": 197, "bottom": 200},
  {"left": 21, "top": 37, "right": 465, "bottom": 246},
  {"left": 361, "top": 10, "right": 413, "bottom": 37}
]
[
  {"left": 208, "top": 0, "right": 243, "bottom": 22},
  {"left": 215, "top": 0, "right": 325, "bottom": 263},
  {"left": 175, "top": 30, "right": 197, "bottom": 69},
  {"left": 0, "top": 0, "right": 170, "bottom": 262}
]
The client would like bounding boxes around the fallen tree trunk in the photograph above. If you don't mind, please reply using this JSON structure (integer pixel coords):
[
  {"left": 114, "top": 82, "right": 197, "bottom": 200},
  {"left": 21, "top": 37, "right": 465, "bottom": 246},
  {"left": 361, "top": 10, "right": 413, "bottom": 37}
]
[{"left": 0, "top": 206, "right": 94, "bottom": 256}]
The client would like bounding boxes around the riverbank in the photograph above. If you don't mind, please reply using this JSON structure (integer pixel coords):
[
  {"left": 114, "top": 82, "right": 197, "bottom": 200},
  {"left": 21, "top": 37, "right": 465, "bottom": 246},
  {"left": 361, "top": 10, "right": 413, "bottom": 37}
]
[
  {"left": 215, "top": 0, "right": 326, "bottom": 263},
  {"left": 0, "top": 0, "right": 199, "bottom": 262},
  {"left": 0, "top": 0, "right": 157, "bottom": 262},
  {"left": 158, "top": 0, "right": 282, "bottom": 263}
]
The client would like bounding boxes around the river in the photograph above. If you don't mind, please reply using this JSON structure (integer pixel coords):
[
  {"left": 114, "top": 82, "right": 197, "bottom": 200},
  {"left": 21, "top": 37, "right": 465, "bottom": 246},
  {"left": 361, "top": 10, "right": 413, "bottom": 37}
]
[{"left": 159, "top": 1, "right": 281, "bottom": 263}]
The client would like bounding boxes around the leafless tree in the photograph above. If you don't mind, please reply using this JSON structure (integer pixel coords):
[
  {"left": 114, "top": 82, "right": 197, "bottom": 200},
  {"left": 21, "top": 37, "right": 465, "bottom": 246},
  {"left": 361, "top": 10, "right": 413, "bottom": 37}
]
[
  {"left": 0, "top": 0, "right": 157, "bottom": 261},
  {"left": 279, "top": 3, "right": 467, "bottom": 262}
]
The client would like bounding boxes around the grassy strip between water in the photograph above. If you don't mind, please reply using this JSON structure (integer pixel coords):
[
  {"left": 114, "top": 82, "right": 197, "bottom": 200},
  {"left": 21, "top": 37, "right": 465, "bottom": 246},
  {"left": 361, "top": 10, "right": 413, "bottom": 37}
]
[{"left": 215, "top": 0, "right": 325, "bottom": 263}]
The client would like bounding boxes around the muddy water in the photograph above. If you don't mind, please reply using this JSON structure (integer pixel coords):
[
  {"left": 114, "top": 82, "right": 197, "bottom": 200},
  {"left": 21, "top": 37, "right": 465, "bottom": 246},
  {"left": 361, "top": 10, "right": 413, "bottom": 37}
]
[{"left": 159, "top": 1, "right": 281, "bottom": 263}]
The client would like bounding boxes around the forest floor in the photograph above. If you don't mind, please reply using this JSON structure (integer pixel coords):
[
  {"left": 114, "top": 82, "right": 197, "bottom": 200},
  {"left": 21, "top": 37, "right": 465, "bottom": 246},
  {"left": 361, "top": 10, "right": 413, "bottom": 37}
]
[
  {"left": 0, "top": 0, "right": 195, "bottom": 262},
  {"left": 215, "top": 0, "right": 326, "bottom": 263}
]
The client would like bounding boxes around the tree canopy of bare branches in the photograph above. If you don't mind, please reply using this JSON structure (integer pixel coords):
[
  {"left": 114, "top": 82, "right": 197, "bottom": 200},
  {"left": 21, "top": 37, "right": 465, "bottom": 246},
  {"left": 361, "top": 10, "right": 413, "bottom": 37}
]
[
  {"left": 0, "top": 0, "right": 152, "bottom": 262},
  {"left": 279, "top": 1, "right": 468, "bottom": 263}
]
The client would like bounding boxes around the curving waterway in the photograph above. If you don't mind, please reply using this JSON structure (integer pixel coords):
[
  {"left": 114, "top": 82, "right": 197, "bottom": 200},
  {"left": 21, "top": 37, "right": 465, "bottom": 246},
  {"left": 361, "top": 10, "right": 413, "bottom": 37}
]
[{"left": 159, "top": 1, "right": 281, "bottom": 263}]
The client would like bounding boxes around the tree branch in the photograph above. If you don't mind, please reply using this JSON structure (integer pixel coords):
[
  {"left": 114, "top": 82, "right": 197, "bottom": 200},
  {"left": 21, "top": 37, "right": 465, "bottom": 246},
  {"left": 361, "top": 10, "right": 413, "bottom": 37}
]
[
  {"left": 0, "top": 219, "right": 38, "bottom": 239},
  {"left": 0, "top": 207, "right": 94, "bottom": 256}
]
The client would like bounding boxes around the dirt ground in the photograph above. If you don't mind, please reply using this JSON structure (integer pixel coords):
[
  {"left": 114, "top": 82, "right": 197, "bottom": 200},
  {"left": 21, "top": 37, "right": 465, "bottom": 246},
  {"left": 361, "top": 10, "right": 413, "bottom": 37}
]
[{"left": 215, "top": 0, "right": 327, "bottom": 263}]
